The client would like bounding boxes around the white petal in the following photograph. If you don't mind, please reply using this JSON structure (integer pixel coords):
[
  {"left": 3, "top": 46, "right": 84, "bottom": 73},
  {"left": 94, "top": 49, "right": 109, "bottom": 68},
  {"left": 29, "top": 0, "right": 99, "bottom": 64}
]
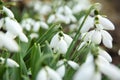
[
  {"left": 63, "top": 34, "right": 73, "bottom": 46},
  {"left": 46, "top": 66, "right": 62, "bottom": 80},
  {"left": 64, "top": 6, "right": 72, "bottom": 15},
  {"left": 6, "top": 58, "right": 19, "bottom": 67},
  {"left": 80, "top": 16, "right": 94, "bottom": 33},
  {"left": 5, "top": 17, "right": 22, "bottom": 35},
  {"left": 25, "top": 24, "right": 31, "bottom": 31},
  {"left": 118, "top": 49, "right": 120, "bottom": 56},
  {"left": 73, "top": 60, "right": 94, "bottom": 80},
  {"left": 0, "top": 32, "right": 19, "bottom": 52},
  {"left": 56, "top": 65, "right": 65, "bottom": 78},
  {"left": 68, "top": 15, "right": 77, "bottom": 22},
  {"left": 67, "top": 60, "right": 79, "bottom": 70},
  {"left": 84, "top": 30, "right": 95, "bottom": 41},
  {"left": 47, "top": 15, "right": 55, "bottom": 24},
  {"left": 91, "top": 30, "right": 102, "bottom": 44},
  {"left": 19, "top": 33, "right": 28, "bottom": 43},
  {"left": 92, "top": 72, "right": 101, "bottom": 80},
  {"left": 33, "top": 22, "right": 40, "bottom": 32},
  {"left": 101, "top": 30, "right": 113, "bottom": 48},
  {"left": 78, "top": 41, "right": 86, "bottom": 50},
  {"left": 36, "top": 68, "right": 47, "bottom": 80},
  {"left": 5, "top": 31, "right": 16, "bottom": 39},
  {"left": 101, "top": 30, "right": 113, "bottom": 40},
  {"left": 50, "top": 33, "right": 59, "bottom": 49},
  {"left": 30, "top": 33, "right": 39, "bottom": 39},
  {"left": 56, "top": 13, "right": 66, "bottom": 23},
  {"left": 57, "top": 60, "right": 64, "bottom": 66},
  {"left": 40, "top": 21, "right": 49, "bottom": 29},
  {"left": 98, "top": 62, "right": 120, "bottom": 80},
  {"left": 57, "top": 38, "right": 68, "bottom": 54},
  {"left": 98, "top": 48, "right": 112, "bottom": 62},
  {"left": 98, "top": 15, "right": 115, "bottom": 30},
  {"left": 3, "top": 6, "right": 14, "bottom": 18},
  {"left": 0, "top": 18, "right": 4, "bottom": 28},
  {"left": 96, "top": 55, "right": 110, "bottom": 65},
  {"left": 57, "top": 6, "right": 64, "bottom": 14},
  {"left": 39, "top": 5, "right": 51, "bottom": 15},
  {"left": 0, "top": 57, "right": 19, "bottom": 67}
]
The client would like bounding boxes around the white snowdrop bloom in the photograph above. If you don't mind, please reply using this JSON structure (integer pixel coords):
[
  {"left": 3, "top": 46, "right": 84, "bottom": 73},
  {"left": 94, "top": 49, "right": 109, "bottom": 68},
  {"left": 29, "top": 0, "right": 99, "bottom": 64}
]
[
  {"left": 50, "top": 32, "right": 73, "bottom": 54},
  {"left": 83, "top": 29, "right": 113, "bottom": 48},
  {"left": 21, "top": 18, "right": 35, "bottom": 31},
  {"left": 67, "top": 60, "right": 79, "bottom": 70},
  {"left": 0, "top": 57, "right": 19, "bottom": 67},
  {"left": 4, "top": 17, "right": 28, "bottom": 43},
  {"left": 56, "top": 60, "right": 65, "bottom": 78},
  {"left": 36, "top": 68, "right": 47, "bottom": 80},
  {"left": 56, "top": 59, "right": 79, "bottom": 77},
  {"left": 0, "top": 32, "right": 19, "bottom": 52},
  {"left": 29, "top": 33, "right": 39, "bottom": 39},
  {"left": 3, "top": 6, "right": 14, "bottom": 18},
  {"left": 48, "top": 5, "right": 76, "bottom": 24},
  {"left": 96, "top": 56, "right": 120, "bottom": 80},
  {"left": 98, "top": 48, "right": 112, "bottom": 62},
  {"left": 36, "top": 66, "right": 62, "bottom": 80},
  {"left": 73, "top": 53, "right": 95, "bottom": 80},
  {"left": 98, "top": 15, "right": 115, "bottom": 30},
  {"left": 79, "top": 16, "right": 94, "bottom": 33}
]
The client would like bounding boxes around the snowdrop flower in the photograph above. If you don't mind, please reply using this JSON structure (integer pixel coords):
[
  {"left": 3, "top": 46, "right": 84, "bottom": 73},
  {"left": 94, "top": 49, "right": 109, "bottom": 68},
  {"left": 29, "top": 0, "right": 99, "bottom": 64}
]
[
  {"left": 3, "top": 6, "right": 14, "bottom": 18},
  {"left": 4, "top": 17, "right": 28, "bottom": 42},
  {"left": 47, "top": 6, "right": 76, "bottom": 24},
  {"left": 80, "top": 15, "right": 115, "bottom": 48},
  {"left": 96, "top": 55, "right": 120, "bottom": 80},
  {"left": 56, "top": 60, "right": 65, "bottom": 78},
  {"left": 21, "top": 18, "right": 48, "bottom": 32},
  {"left": 36, "top": 66, "right": 62, "bottom": 80},
  {"left": 73, "top": 53, "right": 95, "bottom": 80},
  {"left": 50, "top": 32, "right": 73, "bottom": 54},
  {"left": 56, "top": 59, "right": 79, "bottom": 78},
  {"left": 0, "top": 32, "right": 19, "bottom": 52},
  {"left": 0, "top": 57, "right": 19, "bottom": 67},
  {"left": 21, "top": 18, "right": 35, "bottom": 31},
  {"left": 29, "top": 33, "right": 39, "bottom": 39}
]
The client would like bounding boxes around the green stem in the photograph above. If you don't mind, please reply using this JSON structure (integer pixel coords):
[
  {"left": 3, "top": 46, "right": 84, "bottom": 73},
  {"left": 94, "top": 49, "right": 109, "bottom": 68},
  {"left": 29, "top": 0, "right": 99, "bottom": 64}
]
[{"left": 65, "top": 4, "right": 97, "bottom": 59}]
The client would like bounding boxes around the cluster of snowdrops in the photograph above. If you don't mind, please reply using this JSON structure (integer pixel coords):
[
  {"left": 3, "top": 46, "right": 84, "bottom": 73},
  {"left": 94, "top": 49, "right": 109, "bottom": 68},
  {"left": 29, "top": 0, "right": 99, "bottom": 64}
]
[{"left": 0, "top": 0, "right": 120, "bottom": 80}]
